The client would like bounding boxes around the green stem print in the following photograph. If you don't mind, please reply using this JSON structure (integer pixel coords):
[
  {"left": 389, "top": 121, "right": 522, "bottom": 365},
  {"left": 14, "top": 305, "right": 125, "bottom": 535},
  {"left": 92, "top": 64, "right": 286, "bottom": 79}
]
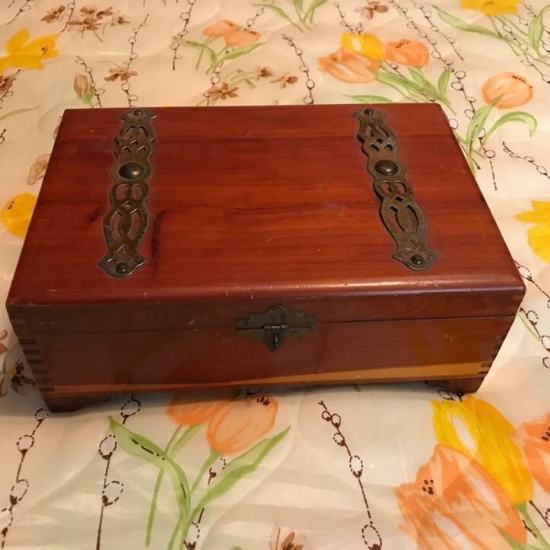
[
  {"left": 175, "top": 36, "right": 263, "bottom": 74},
  {"left": 453, "top": 98, "right": 537, "bottom": 173},
  {"left": 146, "top": 425, "right": 200, "bottom": 547},
  {"left": 108, "top": 395, "right": 289, "bottom": 550},
  {"left": 179, "top": 428, "right": 290, "bottom": 544},
  {"left": 0, "top": 107, "right": 37, "bottom": 124},
  {"left": 108, "top": 417, "right": 192, "bottom": 528},
  {"left": 252, "top": 0, "right": 327, "bottom": 32},
  {"left": 379, "top": 64, "right": 455, "bottom": 112},
  {"left": 434, "top": 6, "right": 550, "bottom": 79},
  {"left": 168, "top": 450, "right": 220, "bottom": 550},
  {"left": 348, "top": 64, "right": 454, "bottom": 112},
  {"left": 516, "top": 502, "right": 550, "bottom": 550}
]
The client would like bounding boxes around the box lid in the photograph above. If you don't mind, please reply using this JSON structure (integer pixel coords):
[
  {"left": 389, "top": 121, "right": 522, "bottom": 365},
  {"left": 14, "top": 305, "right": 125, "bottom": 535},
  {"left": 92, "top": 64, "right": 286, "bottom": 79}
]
[{"left": 7, "top": 104, "right": 524, "bottom": 333}]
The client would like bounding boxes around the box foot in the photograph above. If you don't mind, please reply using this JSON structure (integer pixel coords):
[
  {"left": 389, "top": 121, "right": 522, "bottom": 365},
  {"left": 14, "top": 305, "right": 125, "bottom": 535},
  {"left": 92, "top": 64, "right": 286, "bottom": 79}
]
[{"left": 42, "top": 393, "right": 111, "bottom": 413}]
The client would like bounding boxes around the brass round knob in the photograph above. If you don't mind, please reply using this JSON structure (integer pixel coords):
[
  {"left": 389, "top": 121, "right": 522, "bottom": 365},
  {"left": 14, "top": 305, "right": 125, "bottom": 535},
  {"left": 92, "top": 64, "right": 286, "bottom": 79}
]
[
  {"left": 375, "top": 160, "right": 399, "bottom": 176},
  {"left": 119, "top": 162, "right": 144, "bottom": 180}
]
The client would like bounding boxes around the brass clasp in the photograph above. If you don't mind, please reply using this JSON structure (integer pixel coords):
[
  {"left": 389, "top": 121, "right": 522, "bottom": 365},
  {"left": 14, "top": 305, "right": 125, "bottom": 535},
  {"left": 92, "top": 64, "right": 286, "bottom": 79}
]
[{"left": 235, "top": 305, "right": 316, "bottom": 352}]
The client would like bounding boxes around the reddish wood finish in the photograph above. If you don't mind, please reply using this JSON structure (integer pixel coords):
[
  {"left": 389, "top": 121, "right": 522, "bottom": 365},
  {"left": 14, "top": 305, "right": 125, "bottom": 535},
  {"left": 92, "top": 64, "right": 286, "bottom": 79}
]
[{"left": 6, "top": 104, "right": 524, "bottom": 410}]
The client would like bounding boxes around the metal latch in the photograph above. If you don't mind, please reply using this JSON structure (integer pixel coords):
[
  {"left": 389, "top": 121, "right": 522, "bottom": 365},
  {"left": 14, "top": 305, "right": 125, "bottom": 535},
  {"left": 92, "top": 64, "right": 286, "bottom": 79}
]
[{"left": 235, "top": 305, "right": 316, "bottom": 351}]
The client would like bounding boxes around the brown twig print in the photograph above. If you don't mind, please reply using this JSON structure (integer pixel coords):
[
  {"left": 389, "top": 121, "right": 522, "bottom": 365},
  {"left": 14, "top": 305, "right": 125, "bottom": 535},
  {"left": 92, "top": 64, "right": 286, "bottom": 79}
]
[
  {"left": 95, "top": 395, "right": 141, "bottom": 550},
  {"left": 333, "top": 2, "right": 363, "bottom": 34},
  {"left": 529, "top": 500, "right": 550, "bottom": 532},
  {"left": 182, "top": 456, "right": 227, "bottom": 548},
  {"left": 245, "top": 6, "right": 266, "bottom": 29},
  {"left": 103, "top": 14, "right": 149, "bottom": 107},
  {"left": 63, "top": 3, "right": 76, "bottom": 31},
  {"left": 0, "top": 408, "right": 48, "bottom": 549},
  {"left": 318, "top": 401, "right": 382, "bottom": 550},
  {"left": 519, "top": 307, "right": 550, "bottom": 369},
  {"left": 515, "top": 261, "right": 550, "bottom": 305},
  {"left": 171, "top": 0, "right": 202, "bottom": 71},
  {"left": 411, "top": 2, "right": 464, "bottom": 61},
  {"left": 515, "top": 262, "right": 550, "bottom": 369},
  {"left": 281, "top": 35, "right": 315, "bottom": 104},
  {"left": 503, "top": 142, "right": 550, "bottom": 181},
  {"left": 6, "top": 0, "right": 32, "bottom": 25},
  {"left": 75, "top": 56, "right": 104, "bottom": 108}
]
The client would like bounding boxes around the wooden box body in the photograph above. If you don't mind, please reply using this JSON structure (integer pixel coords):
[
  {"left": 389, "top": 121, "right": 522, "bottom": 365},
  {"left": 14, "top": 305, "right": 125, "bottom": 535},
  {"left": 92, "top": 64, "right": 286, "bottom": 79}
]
[{"left": 6, "top": 104, "right": 524, "bottom": 411}]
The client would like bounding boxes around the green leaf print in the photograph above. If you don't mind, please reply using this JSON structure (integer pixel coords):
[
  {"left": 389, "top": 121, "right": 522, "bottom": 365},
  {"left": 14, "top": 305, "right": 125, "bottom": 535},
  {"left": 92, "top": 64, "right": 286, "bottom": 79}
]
[
  {"left": 433, "top": 6, "right": 504, "bottom": 40},
  {"left": 176, "top": 38, "right": 217, "bottom": 68},
  {"left": 179, "top": 427, "right": 290, "bottom": 541},
  {"left": 197, "top": 427, "right": 290, "bottom": 510},
  {"left": 219, "top": 42, "right": 263, "bottom": 63},
  {"left": 483, "top": 111, "right": 537, "bottom": 145},
  {"left": 0, "top": 107, "right": 37, "bottom": 123},
  {"left": 528, "top": 7, "right": 549, "bottom": 53},
  {"left": 437, "top": 68, "right": 451, "bottom": 97},
  {"left": 108, "top": 417, "right": 191, "bottom": 518},
  {"left": 464, "top": 102, "right": 495, "bottom": 154},
  {"left": 347, "top": 94, "right": 394, "bottom": 103}
]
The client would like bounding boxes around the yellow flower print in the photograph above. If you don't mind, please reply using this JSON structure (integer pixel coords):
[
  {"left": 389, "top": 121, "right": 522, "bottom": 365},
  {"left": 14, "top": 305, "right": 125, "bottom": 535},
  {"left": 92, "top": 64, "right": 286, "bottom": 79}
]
[
  {"left": 1, "top": 193, "right": 37, "bottom": 238},
  {"left": 516, "top": 201, "right": 550, "bottom": 263},
  {"left": 0, "top": 29, "right": 59, "bottom": 74},
  {"left": 460, "top": 0, "right": 523, "bottom": 16},
  {"left": 341, "top": 33, "right": 386, "bottom": 61},
  {"left": 433, "top": 396, "right": 533, "bottom": 504}
]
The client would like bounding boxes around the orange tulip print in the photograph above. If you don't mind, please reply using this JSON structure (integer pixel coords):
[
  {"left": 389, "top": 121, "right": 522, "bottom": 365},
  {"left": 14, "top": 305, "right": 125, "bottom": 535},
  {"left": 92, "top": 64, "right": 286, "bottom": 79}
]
[
  {"left": 203, "top": 19, "right": 240, "bottom": 37},
  {"left": 207, "top": 395, "right": 278, "bottom": 455},
  {"left": 482, "top": 72, "right": 533, "bottom": 109},
  {"left": 318, "top": 47, "right": 379, "bottom": 83},
  {"left": 318, "top": 33, "right": 458, "bottom": 112},
  {"left": 517, "top": 411, "right": 550, "bottom": 494},
  {"left": 167, "top": 392, "right": 230, "bottom": 426},
  {"left": 225, "top": 29, "right": 260, "bottom": 48},
  {"left": 396, "top": 445, "right": 527, "bottom": 549},
  {"left": 203, "top": 19, "right": 260, "bottom": 48},
  {"left": 385, "top": 39, "right": 430, "bottom": 67}
]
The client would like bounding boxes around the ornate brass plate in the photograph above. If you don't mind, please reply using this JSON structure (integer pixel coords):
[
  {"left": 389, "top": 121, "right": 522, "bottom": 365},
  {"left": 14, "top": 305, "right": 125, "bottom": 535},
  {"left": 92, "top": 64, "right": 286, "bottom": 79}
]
[
  {"left": 98, "top": 108, "right": 156, "bottom": 278},
  {"left": 354, "top": 107, "right": 437, "bottom": 271}
]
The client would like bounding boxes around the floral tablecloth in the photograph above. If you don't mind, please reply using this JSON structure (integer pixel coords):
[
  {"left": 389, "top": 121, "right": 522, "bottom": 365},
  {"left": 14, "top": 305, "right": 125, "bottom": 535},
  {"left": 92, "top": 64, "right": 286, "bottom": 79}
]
[{"left": 1, "top": 1, "right": 550, "bottom": 548}]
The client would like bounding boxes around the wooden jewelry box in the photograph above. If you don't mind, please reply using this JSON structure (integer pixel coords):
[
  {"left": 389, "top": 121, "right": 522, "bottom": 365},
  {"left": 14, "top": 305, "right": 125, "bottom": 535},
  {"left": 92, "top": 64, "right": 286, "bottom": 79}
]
[{"left": 6, "top": 104, "right": 524, "bottom": 411}]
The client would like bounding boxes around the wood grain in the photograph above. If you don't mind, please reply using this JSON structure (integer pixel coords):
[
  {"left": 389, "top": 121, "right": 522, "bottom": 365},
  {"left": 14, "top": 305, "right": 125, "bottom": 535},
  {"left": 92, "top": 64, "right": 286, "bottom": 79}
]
[
  {"left": 17, "top": 314, "right": 511, "bottom": 392},
  {"left": 9, "top": 104, "right": 523, "bottom": 321},
  {"left": 6, "top": 104, "right": 524, "bottom": 411}
]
